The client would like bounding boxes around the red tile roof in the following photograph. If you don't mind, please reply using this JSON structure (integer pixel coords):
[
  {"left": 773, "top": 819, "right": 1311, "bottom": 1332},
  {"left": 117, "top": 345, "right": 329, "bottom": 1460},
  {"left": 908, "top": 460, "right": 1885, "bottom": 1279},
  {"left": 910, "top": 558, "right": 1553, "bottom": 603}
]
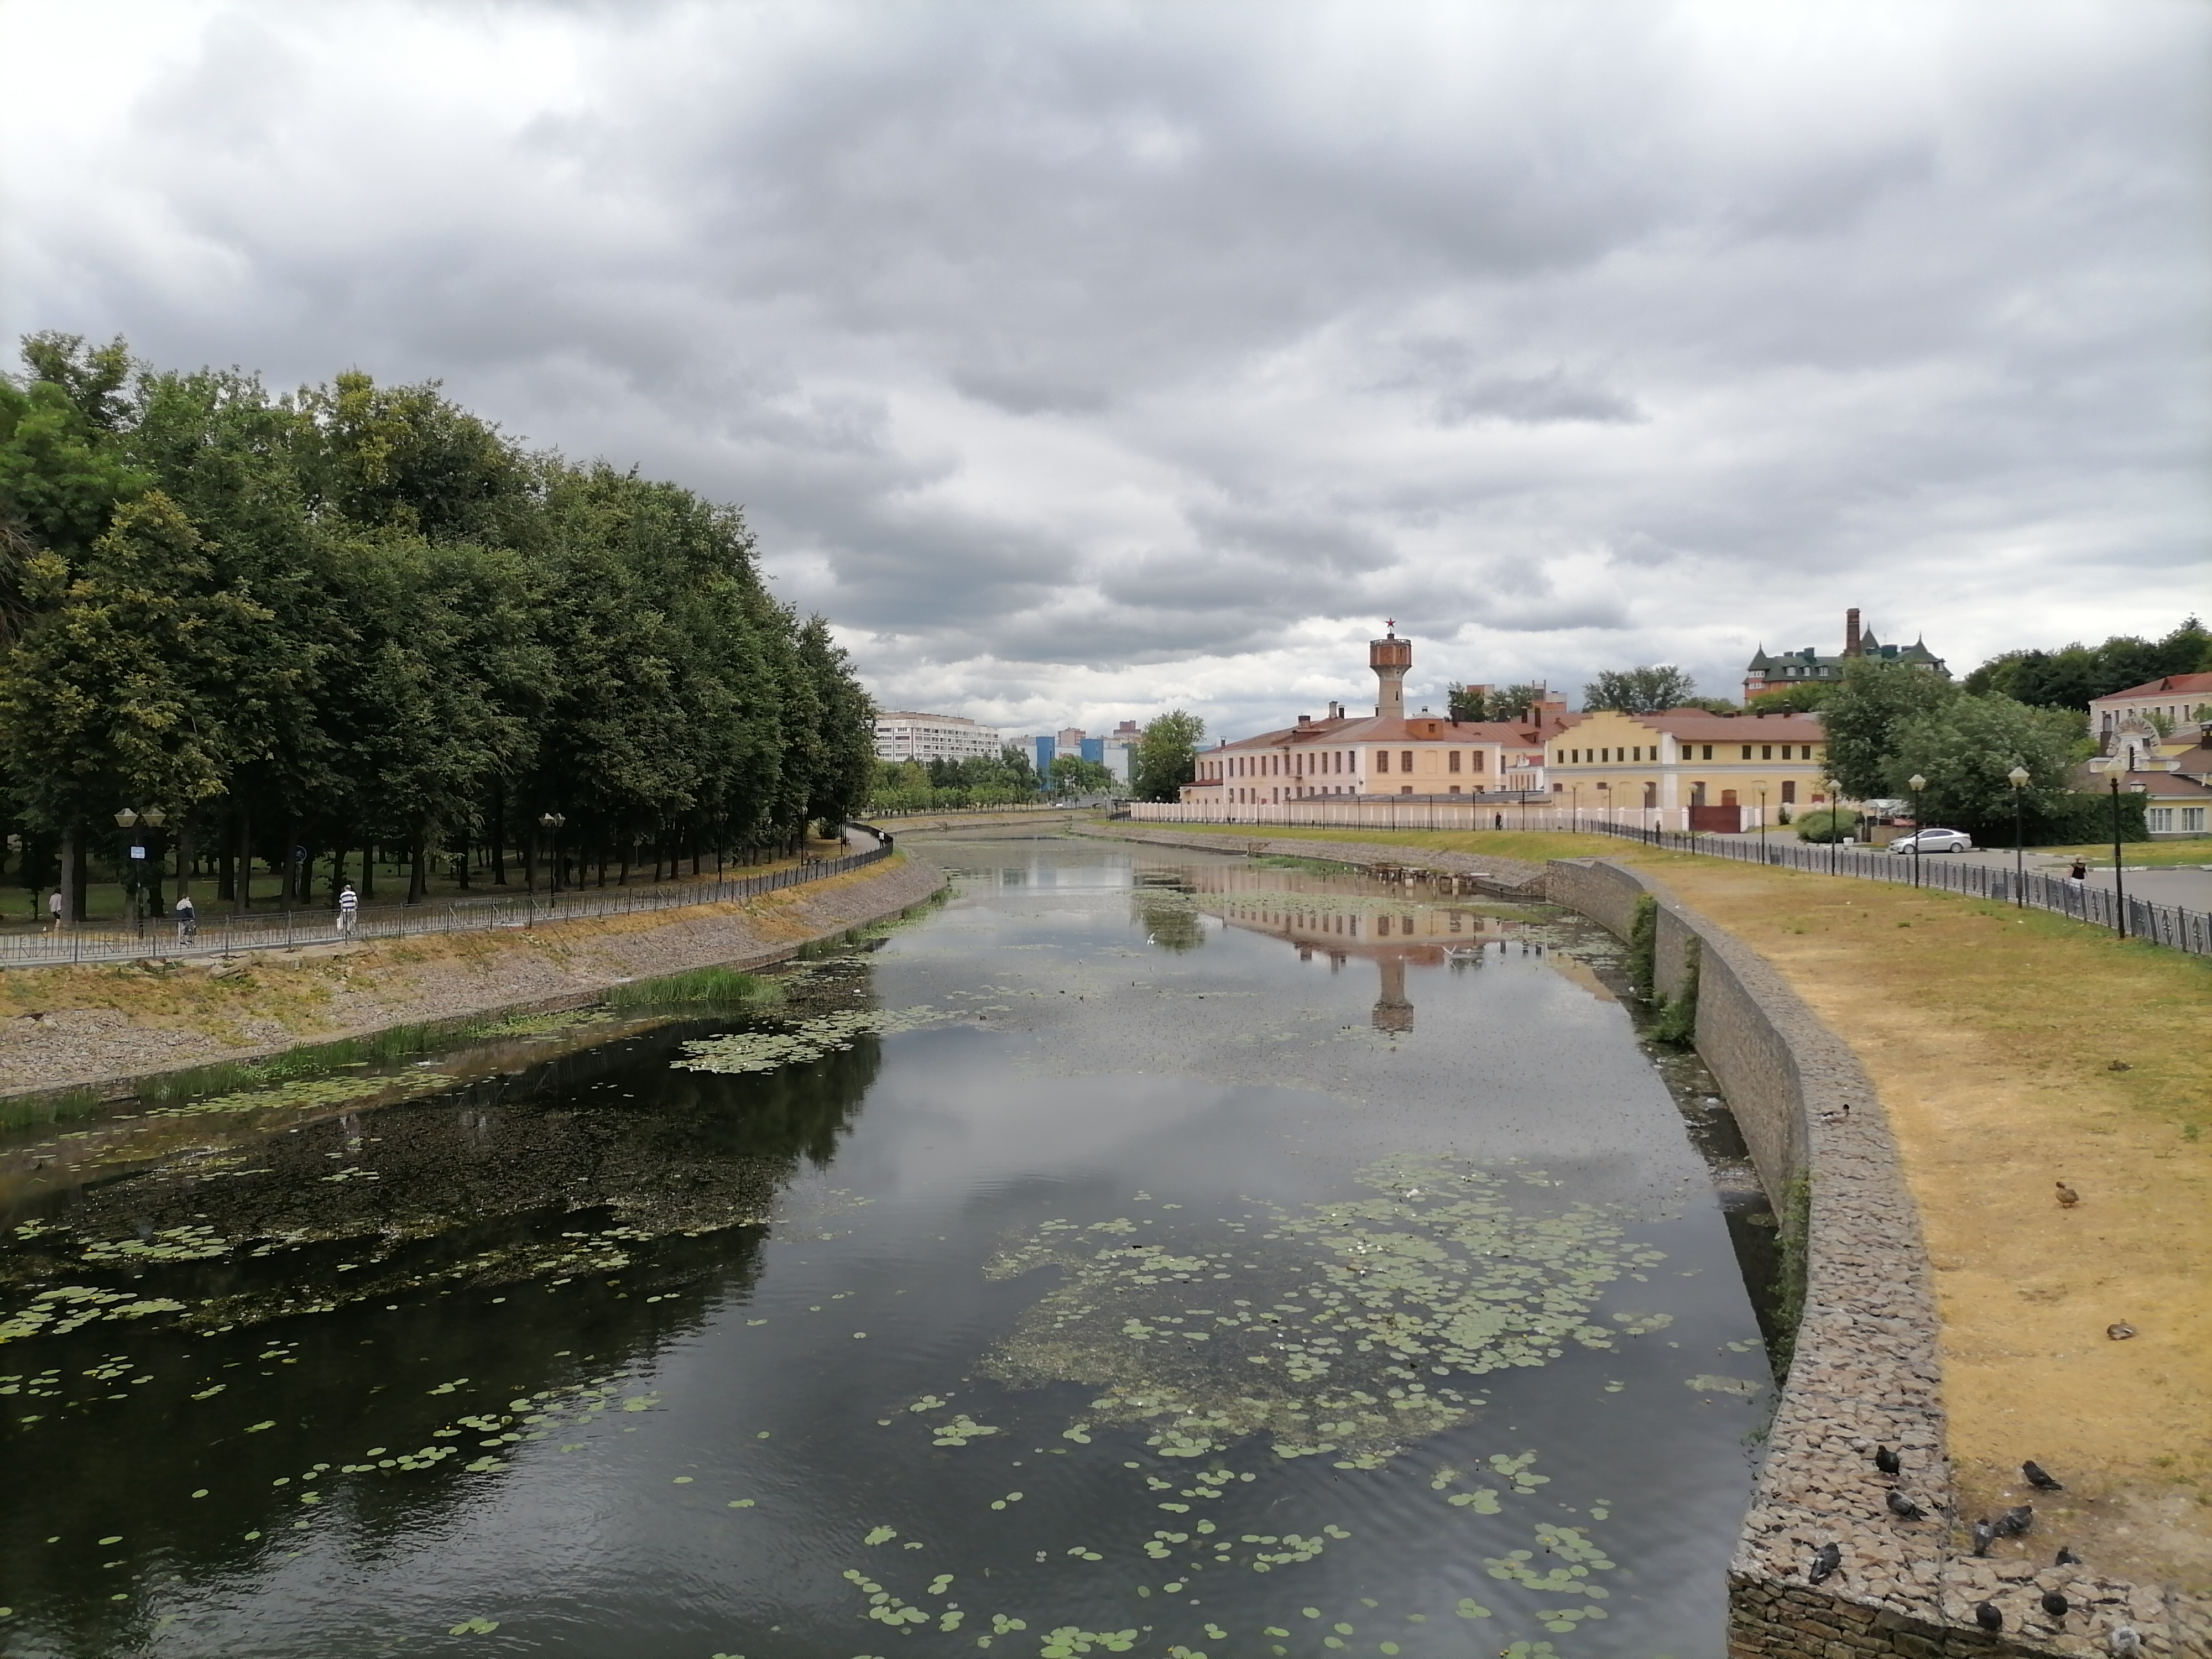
[
  {"left": 2100, "top": 672, "right": 2212, "bottom": 700},
  {"left": 1593, "top": 708, "right": 1828, "bottom": 742},
  {"left": 1211, "top": 713, "right": 1574, "bottom": 752}
]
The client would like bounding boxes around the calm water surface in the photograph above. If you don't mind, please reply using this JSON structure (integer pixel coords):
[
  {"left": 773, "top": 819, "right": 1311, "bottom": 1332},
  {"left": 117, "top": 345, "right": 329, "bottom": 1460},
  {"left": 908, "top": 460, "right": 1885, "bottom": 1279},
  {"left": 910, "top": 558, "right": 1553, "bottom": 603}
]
[{"left": 0, "top": 838, "right": 1772, "bottom": 1659}]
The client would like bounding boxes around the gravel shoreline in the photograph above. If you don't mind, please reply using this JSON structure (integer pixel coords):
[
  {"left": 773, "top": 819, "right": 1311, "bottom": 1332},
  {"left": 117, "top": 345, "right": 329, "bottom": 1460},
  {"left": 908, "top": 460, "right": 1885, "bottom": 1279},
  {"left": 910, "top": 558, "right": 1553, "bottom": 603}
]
[{"left": 0, "top": 851, "right": 947, "bottom": 1103}]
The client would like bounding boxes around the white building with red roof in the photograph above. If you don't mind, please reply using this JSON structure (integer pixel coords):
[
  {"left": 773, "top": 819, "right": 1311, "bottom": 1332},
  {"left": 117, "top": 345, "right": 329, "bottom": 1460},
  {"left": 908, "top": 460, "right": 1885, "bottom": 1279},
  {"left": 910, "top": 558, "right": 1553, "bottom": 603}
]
[
  {"left": 1179, "top": 628, "right": 1574, "bottom": 806},
  {"left": 2089, "top": 671, "right": 2212, "bottom": 744}
]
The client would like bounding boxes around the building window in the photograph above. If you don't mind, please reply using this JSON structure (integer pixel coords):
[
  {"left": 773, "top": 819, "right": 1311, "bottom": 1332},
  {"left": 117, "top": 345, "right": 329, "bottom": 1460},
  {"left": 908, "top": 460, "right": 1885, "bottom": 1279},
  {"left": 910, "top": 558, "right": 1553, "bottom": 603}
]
[
  {"left": 1761, "top": 745, "right": 1772, "bottom": 760},
  {"left": 1401, "top": 750, "right": 1413, "bottom": 771},
  {"left": 1702, "top": 745, "right": 1713, "bottom": 760},
  {"left": 2148, "top": 807, "right": 2174, "bottom": 832},
  {"left": 1449, "top": 784, "right": 1461, "bottom": 794},
  {"left": 1448, "top": 751, "right": 1462, "bottom": 773},
  {"left": 1401, "top": 785, "right": 1413, "bottom": 795},
  {"left": 1741, "top": 745, "right": 1753, "bottom": 760},
  {"left": 1721, "top": 789, "right": 1739, "bottom": 806},
  {"left": 2185, "top": 807, "right": 2205, "bottom": 832},
  {"left": 1781, "top": 780, "right": 1796, "bottom": 804},
  {"left": 1470, "top": 752, "right": 1484, "bottom": 771},
  {"left": 1376, "top": 750, "right": 1389, "bottom": 773}
]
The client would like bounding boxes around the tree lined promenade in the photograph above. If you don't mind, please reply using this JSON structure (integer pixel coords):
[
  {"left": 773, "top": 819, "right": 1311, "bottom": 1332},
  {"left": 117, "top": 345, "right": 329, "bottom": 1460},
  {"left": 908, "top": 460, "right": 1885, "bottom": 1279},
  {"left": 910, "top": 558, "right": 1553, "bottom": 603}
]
[{"left": 0, "top": 335, "right": 875, "bottom": 926}]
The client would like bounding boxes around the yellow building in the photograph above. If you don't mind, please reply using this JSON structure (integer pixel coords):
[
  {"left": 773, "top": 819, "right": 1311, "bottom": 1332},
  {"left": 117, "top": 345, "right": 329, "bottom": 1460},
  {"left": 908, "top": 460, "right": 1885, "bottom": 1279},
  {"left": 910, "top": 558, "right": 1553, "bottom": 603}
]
[{"left": 1545, "top": 709, "right": 1833, "bottom": 828}]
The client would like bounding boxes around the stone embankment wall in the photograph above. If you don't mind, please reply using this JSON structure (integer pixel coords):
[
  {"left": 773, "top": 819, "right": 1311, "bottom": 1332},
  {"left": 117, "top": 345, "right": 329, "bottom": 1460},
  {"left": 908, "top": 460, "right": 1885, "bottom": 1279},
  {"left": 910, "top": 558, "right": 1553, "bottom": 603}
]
[
  {"left": 2, "top": 852, "right": 948, "bottom": 1104},
  {"left": 1543, "top": 859, "right": 2200, "bottom": 1659}
]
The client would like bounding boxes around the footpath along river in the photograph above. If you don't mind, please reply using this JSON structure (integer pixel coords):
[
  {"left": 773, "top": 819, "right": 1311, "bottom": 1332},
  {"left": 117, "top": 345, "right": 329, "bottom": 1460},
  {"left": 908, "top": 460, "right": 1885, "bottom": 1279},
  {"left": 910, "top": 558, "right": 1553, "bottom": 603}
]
[{"left": 0, "top": 836, "right": 1778, "bottom": 1659}]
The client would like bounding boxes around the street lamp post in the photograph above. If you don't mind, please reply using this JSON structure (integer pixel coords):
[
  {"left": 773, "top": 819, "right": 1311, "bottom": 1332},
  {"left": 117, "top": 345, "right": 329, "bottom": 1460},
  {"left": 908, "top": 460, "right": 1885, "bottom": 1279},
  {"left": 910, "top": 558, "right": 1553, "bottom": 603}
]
[
  {"left": 1757, "top": 787, "right": 1768, "bottom": 860},
  {"left": 2007, "top": 765, "right": 2031, "bottom": 906},
  {"left": 2108, "top": 776, "right": 2127, "bottom": 938},
  {"left": 114, "top": 807, "right": 145, "bottom": 932},
  {"left": 1571, "top": 785, "right": 1580, "bottom": 835},
  {"left": 538, "top": 812, "right": 567, "bottom": 896},
  {"left": 1907, "top": 775, "right": 1927, "bottom": 889}
]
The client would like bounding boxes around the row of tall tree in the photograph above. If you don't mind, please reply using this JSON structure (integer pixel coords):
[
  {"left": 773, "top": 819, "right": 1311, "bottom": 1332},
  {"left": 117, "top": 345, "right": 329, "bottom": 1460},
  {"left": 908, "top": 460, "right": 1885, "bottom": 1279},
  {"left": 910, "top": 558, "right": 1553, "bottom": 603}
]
[
  {"left": 1961, "top": 617, "right": 2210, "bottom": 714},
  {"left": 0, "top": 335, "right": 876, "bottom": 915},
  {"left": 869, "top": 747, "right": 1042, "bottom": 811}
]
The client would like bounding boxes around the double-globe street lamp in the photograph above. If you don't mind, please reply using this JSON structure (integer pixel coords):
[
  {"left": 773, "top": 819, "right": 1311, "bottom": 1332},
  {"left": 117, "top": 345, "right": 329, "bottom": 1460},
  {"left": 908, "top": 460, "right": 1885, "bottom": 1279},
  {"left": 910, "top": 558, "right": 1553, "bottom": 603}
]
[
  {"left": 2007, "top": 765, "right": 2032, "bottom": 906},
  {"left": 538, "top": 812, "right": 567, "bottom": 896}
]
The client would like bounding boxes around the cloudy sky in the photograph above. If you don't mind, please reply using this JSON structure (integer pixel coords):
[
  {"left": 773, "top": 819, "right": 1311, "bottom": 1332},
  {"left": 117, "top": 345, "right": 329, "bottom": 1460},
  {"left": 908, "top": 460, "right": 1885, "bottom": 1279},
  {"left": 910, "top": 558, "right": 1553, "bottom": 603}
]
[{"left": 4, "top": 1, "right": 2207, "bottom": 740}]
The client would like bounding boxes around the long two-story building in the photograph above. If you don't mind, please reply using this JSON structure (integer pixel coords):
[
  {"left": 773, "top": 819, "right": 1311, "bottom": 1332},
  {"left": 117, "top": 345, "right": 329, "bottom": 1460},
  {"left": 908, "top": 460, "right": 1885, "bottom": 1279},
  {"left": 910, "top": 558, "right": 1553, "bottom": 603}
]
[
  {"left": 1544, "top": 708, "right": 1832, "bottom": 826},
  {"left": 1180, "top": 631, "right": 1570, "bottom": 805}
]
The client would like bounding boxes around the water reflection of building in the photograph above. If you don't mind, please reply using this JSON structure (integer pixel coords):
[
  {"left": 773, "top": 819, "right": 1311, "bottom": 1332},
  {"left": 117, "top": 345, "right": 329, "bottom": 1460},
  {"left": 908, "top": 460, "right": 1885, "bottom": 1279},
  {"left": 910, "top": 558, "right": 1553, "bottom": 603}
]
[{"left": 1177, "top": 868, "right": 1552, "bottom": 1036}]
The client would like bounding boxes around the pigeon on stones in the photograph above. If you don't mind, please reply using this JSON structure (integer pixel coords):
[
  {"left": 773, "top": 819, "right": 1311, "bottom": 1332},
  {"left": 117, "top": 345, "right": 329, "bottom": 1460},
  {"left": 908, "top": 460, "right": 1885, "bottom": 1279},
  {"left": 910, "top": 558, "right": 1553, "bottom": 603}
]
[
  {"left": 1874, "top": 1445, "right": 1901, "bottom": 1475},
  {"left": 1976, "top": 1601, "right": 2004, "bottom": 1632},
  {"left": 2042, "top": 1590, "right": 2070, "bottom": 1620},
  {"left": 2110, "top": 1626, "right": 2142, "bottom": 1656},
  {"left": 2024, "top": 1460, "right": 2064, "bottom": 1491},
  {"left": 2107, "top": 1322, "right": 2137, "bottom": 1340},
  {"left": 1808, "top": 1542, "right": 1841, "bottom": 1584},
  {"left": 1886, "top": 1490, "right": 1926, "bottom": 1521},
  {"left": 1996, "top": 1505, "right": 2034, "bottom": 1537},
  {"left": 2056, "top": 1182, "right": 2081, "bottom": 1207},
  {"left": 2056, "top": 1545, "right": 2083, "bottom": 1566},
  {"left": 1971, "top": 1520, "right": 1996, "bottom": 1557}
]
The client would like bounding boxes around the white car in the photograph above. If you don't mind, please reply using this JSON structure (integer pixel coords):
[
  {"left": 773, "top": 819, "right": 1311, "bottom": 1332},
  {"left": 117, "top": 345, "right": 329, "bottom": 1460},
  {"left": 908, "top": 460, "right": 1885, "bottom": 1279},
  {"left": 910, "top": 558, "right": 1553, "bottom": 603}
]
[{"left": 1890, "top": 827, "right": 1974, "bottom": 854}]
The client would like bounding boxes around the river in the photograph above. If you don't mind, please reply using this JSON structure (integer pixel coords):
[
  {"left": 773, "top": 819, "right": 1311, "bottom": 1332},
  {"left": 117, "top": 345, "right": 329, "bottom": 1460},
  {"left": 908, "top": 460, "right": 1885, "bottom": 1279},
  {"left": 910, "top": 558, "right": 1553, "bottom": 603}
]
[{"left": 0, "top": 835, "right": 1774, "bottom": 1659}]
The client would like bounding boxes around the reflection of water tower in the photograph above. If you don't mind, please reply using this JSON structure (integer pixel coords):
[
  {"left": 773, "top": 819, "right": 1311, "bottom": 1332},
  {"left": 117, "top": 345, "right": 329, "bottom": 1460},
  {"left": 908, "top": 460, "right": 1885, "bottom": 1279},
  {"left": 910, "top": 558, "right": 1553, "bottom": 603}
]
[
  {"left": 1370, "top": 624, "right": 1411, "bottom": 719},
  {"left": 1372, "top": 957, "right": 1413, "bottom": 1034}
]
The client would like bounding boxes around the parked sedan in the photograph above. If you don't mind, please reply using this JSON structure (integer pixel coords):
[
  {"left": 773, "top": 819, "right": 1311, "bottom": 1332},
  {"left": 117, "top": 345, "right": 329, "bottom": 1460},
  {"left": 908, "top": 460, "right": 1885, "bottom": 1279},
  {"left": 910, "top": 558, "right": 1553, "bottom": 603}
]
[{"left": 1890, "top": 827, "right": 1974, "bottom": 854}]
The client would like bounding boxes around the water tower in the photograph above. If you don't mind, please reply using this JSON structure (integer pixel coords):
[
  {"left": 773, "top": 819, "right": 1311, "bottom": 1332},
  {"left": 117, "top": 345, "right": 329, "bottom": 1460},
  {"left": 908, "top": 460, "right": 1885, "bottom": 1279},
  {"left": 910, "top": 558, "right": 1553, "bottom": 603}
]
[{"left": 1370, "top": 623, "right": 1411, "bottom": 720}]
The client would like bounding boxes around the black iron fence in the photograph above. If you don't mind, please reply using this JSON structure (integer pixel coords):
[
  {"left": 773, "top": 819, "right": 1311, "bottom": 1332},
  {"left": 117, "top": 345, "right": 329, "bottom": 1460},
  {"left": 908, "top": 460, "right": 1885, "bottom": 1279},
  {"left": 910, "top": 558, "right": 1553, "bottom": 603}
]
[
  {"left": 1584, "top": 821, "right": 2209, "bottom": 956},
  {"left": 2, "top": 843, "right": 894, "bottom": 969}
]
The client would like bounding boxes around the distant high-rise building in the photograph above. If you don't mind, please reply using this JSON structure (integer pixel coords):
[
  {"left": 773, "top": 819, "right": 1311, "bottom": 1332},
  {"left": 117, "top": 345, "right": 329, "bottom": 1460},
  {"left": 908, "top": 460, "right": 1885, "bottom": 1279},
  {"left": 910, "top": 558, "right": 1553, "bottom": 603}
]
[{"left": 872, "top": 711, "right": 1003, "bottom": 763}]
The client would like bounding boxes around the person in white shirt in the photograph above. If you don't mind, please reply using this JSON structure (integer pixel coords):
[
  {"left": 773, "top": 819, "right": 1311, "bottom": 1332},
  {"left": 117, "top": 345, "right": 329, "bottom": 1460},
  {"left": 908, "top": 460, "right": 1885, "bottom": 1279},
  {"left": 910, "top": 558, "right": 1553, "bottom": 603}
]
[
  {"left": 337, "top": 883, "right": 358, "bottom": 937},
  {"left": 175, "top": 893, "right": 197, "bottom": 943}
]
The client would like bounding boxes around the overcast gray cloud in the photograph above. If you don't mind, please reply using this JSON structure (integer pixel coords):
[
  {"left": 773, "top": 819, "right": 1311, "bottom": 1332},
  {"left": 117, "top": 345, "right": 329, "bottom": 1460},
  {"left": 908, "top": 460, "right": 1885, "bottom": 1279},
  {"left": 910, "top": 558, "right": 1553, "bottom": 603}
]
[{"left": 3, "top": 0, "right": 2206, "bottom": 739}]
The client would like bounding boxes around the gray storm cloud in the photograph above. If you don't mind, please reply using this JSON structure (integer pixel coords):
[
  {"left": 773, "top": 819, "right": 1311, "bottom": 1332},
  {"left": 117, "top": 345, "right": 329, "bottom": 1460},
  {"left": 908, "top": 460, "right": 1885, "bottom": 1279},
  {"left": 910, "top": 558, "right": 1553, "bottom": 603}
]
[{"left": 2, "top": 0, "right": 2205, "bottom": 737}]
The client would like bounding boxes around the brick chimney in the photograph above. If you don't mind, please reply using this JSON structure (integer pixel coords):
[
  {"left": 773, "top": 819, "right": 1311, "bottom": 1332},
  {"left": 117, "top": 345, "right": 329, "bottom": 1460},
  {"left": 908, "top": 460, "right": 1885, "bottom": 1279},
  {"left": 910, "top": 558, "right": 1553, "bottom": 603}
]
[{"left": 1845, "top": 608, "right": 1863, "bottom": 659}]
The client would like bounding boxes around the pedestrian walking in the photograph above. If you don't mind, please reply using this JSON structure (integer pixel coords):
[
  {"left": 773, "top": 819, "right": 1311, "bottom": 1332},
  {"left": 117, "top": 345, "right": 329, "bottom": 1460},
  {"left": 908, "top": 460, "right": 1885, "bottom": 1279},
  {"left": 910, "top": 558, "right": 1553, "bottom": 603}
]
[
  {"left": 336, "top": 882, "right": 358, "bottom": 938},
  {"left": 2066, "top": 859, "right": 2088, "bottom": 916},
  {"left": 174, "top": 893, "right": 197, "bottom": 945},
  {"left": 44, "top": 889, "right": 61, "bottom": 932}
]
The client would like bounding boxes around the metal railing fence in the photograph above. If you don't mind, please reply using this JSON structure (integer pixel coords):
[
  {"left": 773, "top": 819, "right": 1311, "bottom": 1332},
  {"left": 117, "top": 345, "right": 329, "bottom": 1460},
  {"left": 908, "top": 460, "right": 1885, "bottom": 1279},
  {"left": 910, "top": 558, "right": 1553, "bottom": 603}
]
[
  {"left": 1581, "top": 821, "right": 2209, "bottom": 956},
  {"left": 1, "top": 843, "right": 893, "bottom": 970}
]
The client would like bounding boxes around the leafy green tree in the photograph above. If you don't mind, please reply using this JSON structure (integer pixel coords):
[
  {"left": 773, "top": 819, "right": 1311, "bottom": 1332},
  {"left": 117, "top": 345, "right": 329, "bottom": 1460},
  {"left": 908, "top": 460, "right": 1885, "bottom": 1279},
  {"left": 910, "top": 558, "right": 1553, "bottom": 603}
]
[
  {"left": 1583, "top": 665, "right": 1697, "bottom": 714},
  {"left": 0, "top": 492, "right": 280, "bottom": 835},
  {"left": 796, "top": 616, "right": 874, "bottom": 828},
  {"left": 1131, "top": 710, "right": 1204, "bottom": 801},
  {"left": 1887, "top": 695, "right": 2080, "bottom": 835},
  {"left": 1964, "top": 618, "right": 2212, "bottom": 709},
  {"left": 1446, "top": 681, "right": 1552, "bottom": 723},
  {"left": 1821, "top": 658, "right": 1959, "bottom": 800},
  {"left": 0, "top": 341, "right": 149, "bottom": 563},
  {"left": 1746, "top": 681, "right": 1835, "bottom": 714},
  {"left": 1049, "top": 755, "right": 1114, "bottom": 795}
]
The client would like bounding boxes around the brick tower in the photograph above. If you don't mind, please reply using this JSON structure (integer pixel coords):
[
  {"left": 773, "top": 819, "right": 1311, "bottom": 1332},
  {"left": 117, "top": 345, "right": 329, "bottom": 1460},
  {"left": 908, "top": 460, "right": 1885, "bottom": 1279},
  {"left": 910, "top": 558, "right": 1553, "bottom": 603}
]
[{"left": 1370, "top": 623, "right": 1411, "bottom": 719}]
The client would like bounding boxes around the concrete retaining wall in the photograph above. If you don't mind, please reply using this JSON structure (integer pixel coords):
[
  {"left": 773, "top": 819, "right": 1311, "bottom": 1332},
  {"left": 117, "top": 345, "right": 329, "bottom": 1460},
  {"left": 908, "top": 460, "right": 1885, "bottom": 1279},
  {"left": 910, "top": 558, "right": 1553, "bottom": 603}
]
[{"left": 1541, "top": 858, "right": 2201, "bottom": 1658}]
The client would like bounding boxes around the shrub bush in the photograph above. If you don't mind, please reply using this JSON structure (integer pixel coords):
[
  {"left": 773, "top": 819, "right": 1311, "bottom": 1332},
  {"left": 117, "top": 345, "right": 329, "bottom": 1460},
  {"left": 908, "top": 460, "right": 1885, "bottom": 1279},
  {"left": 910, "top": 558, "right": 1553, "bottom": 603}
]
[{"left": 1794, "top": 807, "right": 1861, "bottom": 843}]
